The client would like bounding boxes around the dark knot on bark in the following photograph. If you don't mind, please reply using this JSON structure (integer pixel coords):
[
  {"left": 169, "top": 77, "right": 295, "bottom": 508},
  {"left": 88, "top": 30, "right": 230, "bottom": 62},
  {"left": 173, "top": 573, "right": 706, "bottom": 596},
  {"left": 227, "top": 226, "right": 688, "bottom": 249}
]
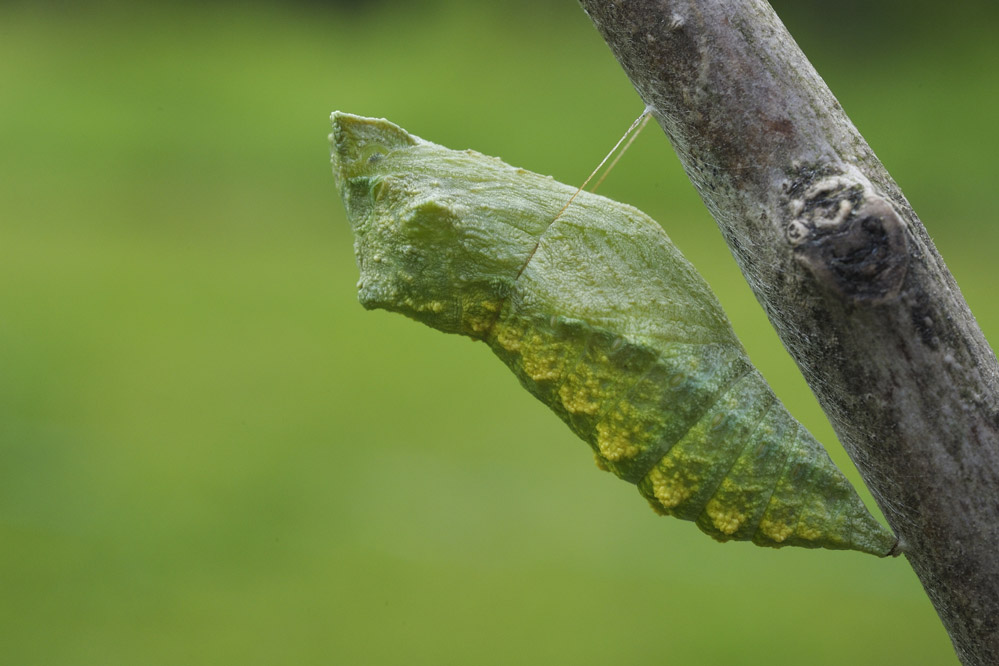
[{"left": 784, "top": 171, "right": 908, "bottom": 304}]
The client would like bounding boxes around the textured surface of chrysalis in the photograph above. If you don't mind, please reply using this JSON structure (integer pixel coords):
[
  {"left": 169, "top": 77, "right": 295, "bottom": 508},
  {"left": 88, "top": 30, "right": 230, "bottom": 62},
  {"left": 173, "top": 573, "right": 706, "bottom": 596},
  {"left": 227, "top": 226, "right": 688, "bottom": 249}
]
[{"left": 330, "top": 111, "right": 897, "bottom": 556}]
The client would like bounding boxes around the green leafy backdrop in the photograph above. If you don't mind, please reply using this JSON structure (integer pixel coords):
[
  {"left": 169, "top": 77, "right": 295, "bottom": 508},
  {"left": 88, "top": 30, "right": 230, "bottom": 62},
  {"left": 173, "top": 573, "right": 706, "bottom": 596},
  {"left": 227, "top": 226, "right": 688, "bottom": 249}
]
[{"left": 2, "top": 2, "right": 995, "bottom": 663}]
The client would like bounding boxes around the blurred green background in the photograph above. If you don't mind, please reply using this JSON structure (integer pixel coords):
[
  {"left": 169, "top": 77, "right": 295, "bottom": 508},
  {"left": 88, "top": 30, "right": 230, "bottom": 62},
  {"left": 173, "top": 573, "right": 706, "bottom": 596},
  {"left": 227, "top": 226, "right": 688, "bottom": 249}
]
[{"left": 2, "top": 1, "right": 996, "bottom": 663}]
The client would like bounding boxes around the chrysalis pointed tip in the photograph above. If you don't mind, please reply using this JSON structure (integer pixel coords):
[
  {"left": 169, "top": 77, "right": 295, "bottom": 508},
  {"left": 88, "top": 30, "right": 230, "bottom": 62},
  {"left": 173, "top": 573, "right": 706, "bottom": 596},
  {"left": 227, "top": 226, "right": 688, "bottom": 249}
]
[
  {"left": 329, "top": 111, "right": 414, "bottom": 149},
  {"left": 330, "top": 111, "right": 419, "bottom": 185}
]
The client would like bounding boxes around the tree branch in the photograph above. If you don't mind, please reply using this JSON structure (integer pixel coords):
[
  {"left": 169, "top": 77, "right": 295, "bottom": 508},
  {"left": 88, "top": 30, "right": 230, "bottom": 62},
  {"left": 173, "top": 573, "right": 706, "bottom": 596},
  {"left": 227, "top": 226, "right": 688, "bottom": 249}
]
[{"left": 577, "top": 1, "right": 999, "bottom": 663}]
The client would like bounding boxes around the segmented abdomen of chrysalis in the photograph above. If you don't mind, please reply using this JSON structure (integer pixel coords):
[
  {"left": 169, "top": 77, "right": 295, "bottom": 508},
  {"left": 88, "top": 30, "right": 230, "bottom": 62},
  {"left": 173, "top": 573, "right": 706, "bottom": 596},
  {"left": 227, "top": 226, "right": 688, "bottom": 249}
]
[{"left": 331, "top": 111, "right": 897, "bottom": 557}]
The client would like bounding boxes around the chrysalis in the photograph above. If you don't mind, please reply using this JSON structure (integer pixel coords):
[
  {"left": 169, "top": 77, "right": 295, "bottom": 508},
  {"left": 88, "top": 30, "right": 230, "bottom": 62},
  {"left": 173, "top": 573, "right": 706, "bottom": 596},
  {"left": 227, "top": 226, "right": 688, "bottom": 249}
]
[{"left": 330, "top": 111, "right": 897, "bottom": 556}]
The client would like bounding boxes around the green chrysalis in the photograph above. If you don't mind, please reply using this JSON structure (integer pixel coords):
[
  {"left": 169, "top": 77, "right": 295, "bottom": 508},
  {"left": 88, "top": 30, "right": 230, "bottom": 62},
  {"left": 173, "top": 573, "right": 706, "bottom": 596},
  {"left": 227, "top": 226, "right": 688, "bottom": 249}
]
[{"left": 330, "top": 111, "right": 897, "bottom": 557}]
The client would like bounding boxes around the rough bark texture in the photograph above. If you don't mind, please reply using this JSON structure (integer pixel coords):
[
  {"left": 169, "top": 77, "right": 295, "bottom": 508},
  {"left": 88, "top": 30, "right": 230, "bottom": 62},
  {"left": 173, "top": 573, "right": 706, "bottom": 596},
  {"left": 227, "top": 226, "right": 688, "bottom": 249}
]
[{"left": 576, "top": 1, "right": 999, "bottom": 664}]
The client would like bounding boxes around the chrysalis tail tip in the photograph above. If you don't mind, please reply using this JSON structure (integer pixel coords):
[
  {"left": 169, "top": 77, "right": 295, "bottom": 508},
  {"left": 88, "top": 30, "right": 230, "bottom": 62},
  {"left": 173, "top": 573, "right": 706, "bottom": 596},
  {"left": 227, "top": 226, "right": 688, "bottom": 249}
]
[{"left": 885, "top": 536, "right": 905, "bottom": 558}]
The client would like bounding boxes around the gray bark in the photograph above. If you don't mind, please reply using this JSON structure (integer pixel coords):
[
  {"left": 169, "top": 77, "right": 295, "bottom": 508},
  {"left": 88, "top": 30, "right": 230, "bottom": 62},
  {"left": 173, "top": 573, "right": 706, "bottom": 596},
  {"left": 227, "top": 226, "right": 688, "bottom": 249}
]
[{"left": 576, "top": 1, "right": 999, "bottom": 664}]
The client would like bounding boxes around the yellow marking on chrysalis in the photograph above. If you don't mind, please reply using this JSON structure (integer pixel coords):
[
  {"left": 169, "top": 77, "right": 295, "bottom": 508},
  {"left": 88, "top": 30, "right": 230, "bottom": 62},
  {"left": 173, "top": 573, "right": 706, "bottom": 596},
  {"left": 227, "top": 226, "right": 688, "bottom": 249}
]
[
  {"left": 494, "top": 321, "right": 524, "bottom": 352},
  {"left": 798, "top": 524, "right": 823, "bottom": 541},
  {"left": 467, "top": 300, "right": 504, "bottom": 335},
  {"left": 705, "top": 497, "right": 747, "bottom": 535},
  {"left": 595, "top": 402, "right": 642, "bottom": 461},
  {"left": 521, "top": 345, "right": 564, "bottom": 382},
  {"left": 795, "top": 506, "right": 834, "bottom": 542},
  {"left": 401, "top": 296, "right": 446, "bottom": 315},
  {"left": 649, "top": 465, "right": 698, "bottom": 509},
  {"left": 501, "top": 328, "right": 574, "bottom": 383},
  {"left": 759, "top": 517, "right": 794, "bottom": 542},
  {"left": 558, "top": 372, "right": 602, "bottom": 415},
  {"left": 595, "top": 422, "right": 640, "bottom": 461},
  {"left": 462, "top": 300, "right": 503, "bottom": 335}
]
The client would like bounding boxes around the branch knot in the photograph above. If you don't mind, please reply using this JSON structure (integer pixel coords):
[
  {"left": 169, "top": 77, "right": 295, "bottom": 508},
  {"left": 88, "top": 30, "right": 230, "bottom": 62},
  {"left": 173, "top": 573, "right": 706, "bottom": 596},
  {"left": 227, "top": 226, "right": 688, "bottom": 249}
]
[{"left": 784, "top": 169, "right": 908, "bottom": 304}]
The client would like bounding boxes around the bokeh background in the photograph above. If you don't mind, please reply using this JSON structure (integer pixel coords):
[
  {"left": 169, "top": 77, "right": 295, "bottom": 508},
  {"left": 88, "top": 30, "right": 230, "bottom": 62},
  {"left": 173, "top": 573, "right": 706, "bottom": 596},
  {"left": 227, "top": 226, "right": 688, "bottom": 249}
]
[{"left": 2, "top": 1, "right": 996, "bottom": 663}]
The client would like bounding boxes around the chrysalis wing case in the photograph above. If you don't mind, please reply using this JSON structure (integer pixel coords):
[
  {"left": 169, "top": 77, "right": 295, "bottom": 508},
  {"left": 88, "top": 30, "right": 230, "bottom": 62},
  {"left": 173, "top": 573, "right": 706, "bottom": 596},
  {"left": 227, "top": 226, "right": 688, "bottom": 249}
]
[{"left": 330, "top": 111, "right": 897, "bottom": 556}]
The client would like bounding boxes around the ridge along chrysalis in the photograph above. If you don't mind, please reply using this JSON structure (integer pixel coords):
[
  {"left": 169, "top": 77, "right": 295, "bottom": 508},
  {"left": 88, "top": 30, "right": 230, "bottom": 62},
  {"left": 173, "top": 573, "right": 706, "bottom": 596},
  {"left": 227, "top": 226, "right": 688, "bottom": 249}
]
[{"left": 330, "top": 111, "right": 898, "bottom": 557}]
